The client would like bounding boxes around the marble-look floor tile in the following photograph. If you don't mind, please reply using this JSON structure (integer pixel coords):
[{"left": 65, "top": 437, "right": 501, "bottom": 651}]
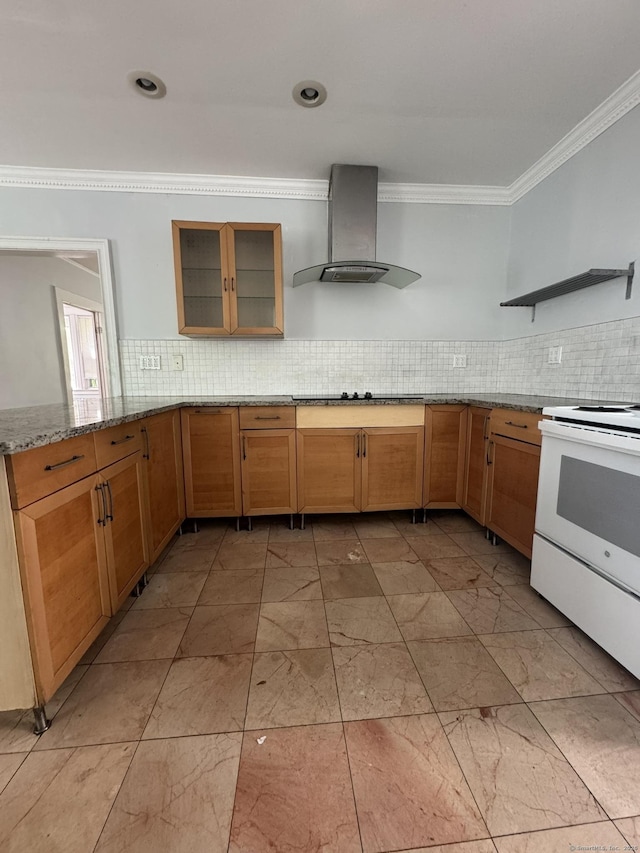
[
  {"left": 315, "top": 539, "right": 368, "bottom": 566},
  {"left": 245, "top": 649, "right": 340, "bottom": 729},
  {"left": 424, "top": 556, "right": 495, "bottom": 590},
  {"left": 387, "top": 592, "right": 472, "bottom": 641},
  {"left": 130, "top": 571, "right": 207, "bottom": 610},
  {"left": 547, "top": 626, "right": 640, "bottom": 693},
  {"left": 154, "top": 547, "right": 214, "bottom": 573},
  {"left": 0, "top": 743, "right": 135, "bottom": 853},
  {"left": 615, "top": 690, "right": 640, "bottom": 722},
  {"left": 361, "top": 537, "right": 420, "bottom": 564},
  {"left": 472, "top": 550, "right": 531, "bottom": 586},
  {"left": 353, "top": 518, "right": 401, "bottom": 539},
  {"left": 615, "top": 816, "right": 640, "bottom": 848},
  {"left": 229, "top": 723, "right": 361, "bottom": 853},
  {"left": 392, "top": 517, "right": 447, "bottom": 537},
  {"left": 333, "top": 643, "right": 432, "bottom": 720},
  {"left": 143, "top": 655, "right": 252, "bottom": 738},
  {"left": 255, "top": 600, "right": 329, "bottom": 651},
  {"left": 267, "top": 521, "right": 314, "bottom": 542},
  {"left": 96, "top": 734, "right": 242, "bottom": 853},
  {"left": 405, "top": 534, "right": 466, "bottom": 560},
  {"left": 178, "top": 604, "right": 259, "bottom": 656},
  {"left": 395, "top": 842, "right": 496, "bottom": 853},
  {"left": 261, "top": 566, "right": 322, "bottom": 601},
  {"left": 450, "top": 531, "right": 510, "bottom": 556},
  {"left": 479, "top": 630, "right": 604, "bottom": 701},
  {"left": 493, "top": 822, "right": 628, "bottom": 853},
  {"left": 0, "top": 754, "right": 26, "bottom": 794},
  {"left": 430, "top": 511, "right": 484, "bottom": 534},
  {"left": 320, "top": 563, "right": 383, "bottom": 599},
  {"left": 33, "top": 660, "right": 170, "bottom": 749},
  {"left": 529, "top": 694, "right": 640, "bottom": 818},
  {"left": 326, "top": 596, "right": 403, "bottom": 646},
  {"left": 502, "top": 584, "right": 571, "bottom": 627},
  {"left": 345, "top": 714, "right": 487, "bottom": 852},
  {"left": 408, "top": 637, "right": 521, "bottom": 711},
  {"left": 441, "top": 704, "right": 606, "bottom": 836},
  {"left": 222, "top": 522, "right": 270, "bottom": 544},
  {"left": 95, "top": 607, "right": 192, "bottom": 662},
  {"left": 312, "top": 518, "right": 358, "bottom": 541},
  {"left": 169, "top": 521, "right": 227, "bottom": 551},
  {"left": 446, "top": 586, "right": 540, "bottom": 634},
  {"left": 79, "top": 610, "right": 128, "bottom": 663},
  {"left": 265, "top": 541, "right": 318, "bottom": 568},
  {"left": 372, "top": 560, "right": 439, "bottom": 594},
  {"left": 197, "top": 568, "right": 264, "bottom": 605},
  {"left": 212, "top": 542, "right": 268, "bottom": 570}
]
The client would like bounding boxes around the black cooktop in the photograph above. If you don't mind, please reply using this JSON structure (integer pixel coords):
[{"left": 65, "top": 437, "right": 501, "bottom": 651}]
[{"left": 292, "top": 393, "right": 424, "bottom": 401}]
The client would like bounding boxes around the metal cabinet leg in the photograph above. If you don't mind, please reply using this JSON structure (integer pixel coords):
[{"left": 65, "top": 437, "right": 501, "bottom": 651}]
[
  {"left": 411, "top": 509, "right": 417, "bottom": 524},
  {"left": 289, "top": 513, "right": 294, "bottom": 531},
  {"left": 300, "top": 513, "right": 305, "bottom": 530},
  {"left": 193, "top": 520, "right": 199, "bottom": 533},
  {"left": 178, "top": 524, "right": 183, "bottom": 536},
  {"left": 247, "top": 516, "right": 253, "bottom": 532},
  {"left": 235, "top": 517, "right": 241, "bottom": 532},
  {"left": 33, "top": 705, "right": 50, "bottom": 735}
]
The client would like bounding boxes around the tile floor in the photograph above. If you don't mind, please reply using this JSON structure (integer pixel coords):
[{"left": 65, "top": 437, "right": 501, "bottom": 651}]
[{"left": 1, "top": 510, "right": 640, "bottom": 853}]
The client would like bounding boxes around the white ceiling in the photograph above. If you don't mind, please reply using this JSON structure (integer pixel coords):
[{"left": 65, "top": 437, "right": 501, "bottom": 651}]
[{"left": 2, "top": 0, "right": 640, "bottom": 186}]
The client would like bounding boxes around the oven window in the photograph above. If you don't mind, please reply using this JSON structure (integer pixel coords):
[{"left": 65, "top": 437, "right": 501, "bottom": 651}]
[{"left": 557, "top": 456, "right": 640, "bottom": 557}]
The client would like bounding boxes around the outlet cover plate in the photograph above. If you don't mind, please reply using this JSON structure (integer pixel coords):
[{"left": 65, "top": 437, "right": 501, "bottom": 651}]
[{"left": 453, "top": 354, "right": 467, "bottom": 368}]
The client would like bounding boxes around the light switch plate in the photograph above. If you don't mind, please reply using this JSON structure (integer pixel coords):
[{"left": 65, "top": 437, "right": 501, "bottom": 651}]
[
  {"left": 139, "top": 355, "right": 161, "bottom": 370},
  {"left": 453, "top": 354, "right": 467, "bottom": 368}
]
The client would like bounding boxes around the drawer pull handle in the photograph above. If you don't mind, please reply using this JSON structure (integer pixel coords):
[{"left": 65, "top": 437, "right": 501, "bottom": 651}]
[
  {"left": 505, "top": 421, "right": 528, "bottom": 429},
  {"left": 255, "top": 416, "right": 281, "bottom": 420},
  {"left": 105, "top": 480, "right": 114, "bottom": 521},
  {"left": 242, "top": 435, "right": 247, "bottom": 460},
  {"left": 44, "top": 454, "right": 84, "bottom": 472},
  {"left": 487, "top": 441, "right": 494, "bottom": 465},
  {"left": 141, "top": 427, "right": 150, "bottom": 459},
  {"left": 96, "top": 483, "right": 107, "bottom": 525},
  {"left": 356, "top": 434, "right": 360, "bottom": 458},
  {"left": 110, "top": 434, "right": 135, "bottom": 445}
]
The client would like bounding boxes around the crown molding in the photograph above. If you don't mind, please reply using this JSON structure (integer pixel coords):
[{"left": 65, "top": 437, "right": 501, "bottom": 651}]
[
  {"left": 509, "top": 68, "right": 640, "bottom": 203},
  {"left": 1, "top": 69, "right": 639, "bottom": 205}
]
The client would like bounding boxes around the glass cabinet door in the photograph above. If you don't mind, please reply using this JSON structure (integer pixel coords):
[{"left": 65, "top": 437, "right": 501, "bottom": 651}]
[
  {"left": 227, "top": 224, "right": 283, "bottom": 334},
  {"left": 173, "top": 223, "right": 230, "bottom": 333}
]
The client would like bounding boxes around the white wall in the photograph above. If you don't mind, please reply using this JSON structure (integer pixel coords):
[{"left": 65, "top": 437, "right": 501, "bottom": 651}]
[
  {"left": 0, "top": 187, "right": 510, "bottom": 342},
  {"left": 0, "top": 255, "right": 101, "bottom": 408},
  {"left": 505, "top": 104, "right": 640, "bottom": 338}
]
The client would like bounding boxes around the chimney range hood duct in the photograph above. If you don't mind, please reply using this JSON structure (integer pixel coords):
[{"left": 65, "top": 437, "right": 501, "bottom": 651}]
[{"left": 292, "top": 164, "right": 420, "bottom": 289}]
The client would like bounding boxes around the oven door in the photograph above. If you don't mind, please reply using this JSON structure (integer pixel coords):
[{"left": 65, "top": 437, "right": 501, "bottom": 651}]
[{"left": 536, "top": 419, "right": 640, "bottom": 596}]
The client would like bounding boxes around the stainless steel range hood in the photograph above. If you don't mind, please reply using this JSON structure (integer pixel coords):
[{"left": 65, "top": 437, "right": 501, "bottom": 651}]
[{"left": 292, "top": 164, "right": 420, "bottom": 289}]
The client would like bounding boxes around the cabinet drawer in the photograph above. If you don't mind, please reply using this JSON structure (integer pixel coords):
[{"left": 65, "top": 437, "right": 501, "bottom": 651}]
[
  {"left": 490, "top": 409, "right": 542, "bottom": 445},
  {"left": 94, "top": 423, "right": 142, "bottom": 469},
  {"left": 239, "top": 406, "right": 295, "bottom": 429},
  {"left": 7, "top": 434, "right": 97, "bottom": 509}
]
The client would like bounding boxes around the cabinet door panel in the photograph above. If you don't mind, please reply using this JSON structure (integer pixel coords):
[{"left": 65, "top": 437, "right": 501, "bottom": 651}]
[
  {"left": 227, "top": 223, "right": 283, "bottom": 335},
  {"left": 241, "top": 429, "right": 296, "bottom": 515},
  {"left": 142, "top": 410, "right": 185, "bottom": 563},
  {"left": 462, "top": 407, "right": 490, "bottom": 525},
  {"left": 102, "top": 453, "right": 149, "bottom": 611},
  {"left": 181, "top": 409, "right": 242, "bottom": 516},
  {"left": 362, "top": 427, "right": 424, "bottom": 511},
  {"left": 487, "top": 435, "right": 540, "bottom": 558},
  {"left": 297, "top": 429, "right": 361, "bottom": 513},
  {"left": 424, "top": 406, "right": 467, "bottom": 507},
  {"left": 14, "top": 475, "right": 110, "bottom": 701}
]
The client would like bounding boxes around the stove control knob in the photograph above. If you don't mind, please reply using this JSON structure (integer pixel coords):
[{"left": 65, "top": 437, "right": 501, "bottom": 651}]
[
  {"left": 364, "top": 391, "right": 373, "bottom": 399},
  {"left": 340, "top": 392, "right": 349, "bottom": 399},
  {"left": 352, "top": 392, "right": 359, "bottom": 399}
]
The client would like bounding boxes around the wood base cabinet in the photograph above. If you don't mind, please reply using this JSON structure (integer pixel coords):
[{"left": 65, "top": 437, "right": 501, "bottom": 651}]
[
  {"left": 13, "top": 475, "right": 111, "bottom": 701},
  {"left": 141, "top": 410, "right": 185, "bottom": 563},
  {"left": 297, "top": 427, "right": 423, "bottom": 513},
  {"left": 182, "top": 408, "right": 242, "bottom": 516},
  {"left": 241, "top": 429, "right": 297, "bottom": 515},
  {"left": 462, "top": 406, "right": 491, "bottom": 525},
  {"left": 424, "top": 405, "right": 467, "bottom": 508}
]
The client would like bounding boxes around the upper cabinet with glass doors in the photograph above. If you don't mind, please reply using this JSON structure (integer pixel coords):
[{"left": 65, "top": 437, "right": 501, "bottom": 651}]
[{"left": 172, "top": 221, "right": 284, "bottom": 337}]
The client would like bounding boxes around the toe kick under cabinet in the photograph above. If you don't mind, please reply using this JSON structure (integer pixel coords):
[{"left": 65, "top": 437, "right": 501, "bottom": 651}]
[
  {"left": 4, "top": 425, "right": 150, "bottom": 706},
  {"left": 296, "top": 406, "right": 425, "bottom": 513}
]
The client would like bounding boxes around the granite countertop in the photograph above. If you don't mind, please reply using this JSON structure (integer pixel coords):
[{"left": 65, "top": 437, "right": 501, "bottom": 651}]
[{"left": 0, "top": 393, "right": 629, "bottom": 455}]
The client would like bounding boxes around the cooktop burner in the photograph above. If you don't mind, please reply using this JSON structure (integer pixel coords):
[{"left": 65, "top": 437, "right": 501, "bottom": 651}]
[
  {"left": 292, "top": 392, "right": 424, "bottom": 401},
  {"left": 576, "top": 406, "right": 629, "bottom": 412}
]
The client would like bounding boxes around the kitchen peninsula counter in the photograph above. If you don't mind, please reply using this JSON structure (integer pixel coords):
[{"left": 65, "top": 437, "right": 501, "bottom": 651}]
[{"left": 0, "top": 393, "right": 627, "bottom": 454}]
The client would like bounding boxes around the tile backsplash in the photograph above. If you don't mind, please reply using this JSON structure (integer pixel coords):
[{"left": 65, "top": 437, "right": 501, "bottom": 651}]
[{"left": 120, "top": 316, "right": 640, "bottom": 401}]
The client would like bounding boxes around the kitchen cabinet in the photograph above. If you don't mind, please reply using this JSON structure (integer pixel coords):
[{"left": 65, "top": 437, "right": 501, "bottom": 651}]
[
  {"left": 240, "top": 406, "right": 297, "bottom": 516},
  {"left": 424, "top": 405, "right": 467, "bottom": 508},
  {"left": 296, "top": 406, "right": 425, "bottom": 514},
  {"left": 462, "top": 406, "right": 491, "bottom": 525},
  {"left": 172, "top": 221, "right": 284, "bottom": 337},
  {"left": 140, "top": 410, "right": 185, "bottom": 563},
  {"left": 181, "top": 407, "right": 242, "bottom": 517},
  {"left": 486, "top": 409, "right": 542, "bottom": 558}
]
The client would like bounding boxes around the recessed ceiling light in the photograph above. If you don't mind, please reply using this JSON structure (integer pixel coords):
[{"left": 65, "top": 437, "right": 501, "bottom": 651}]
[
  {"left": 292, "top": 80, "right": 327, "bottom": 108},
  {"left": 127, "top": 71, "right": 166, "bottom": 99}
]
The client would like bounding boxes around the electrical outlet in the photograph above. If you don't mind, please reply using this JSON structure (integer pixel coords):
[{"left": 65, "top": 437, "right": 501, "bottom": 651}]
[
  {"left": 171, "top": 355, "right": 184, "bottom": 371},
  {"left": 139, "top": 355, "right": 161, "bottom": 370},
  {"left": 548, "top": 346, "right": 562, "bottom": 364},
  {"left": 453, "top": 354, "right": 467, "bottom": 368}
]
